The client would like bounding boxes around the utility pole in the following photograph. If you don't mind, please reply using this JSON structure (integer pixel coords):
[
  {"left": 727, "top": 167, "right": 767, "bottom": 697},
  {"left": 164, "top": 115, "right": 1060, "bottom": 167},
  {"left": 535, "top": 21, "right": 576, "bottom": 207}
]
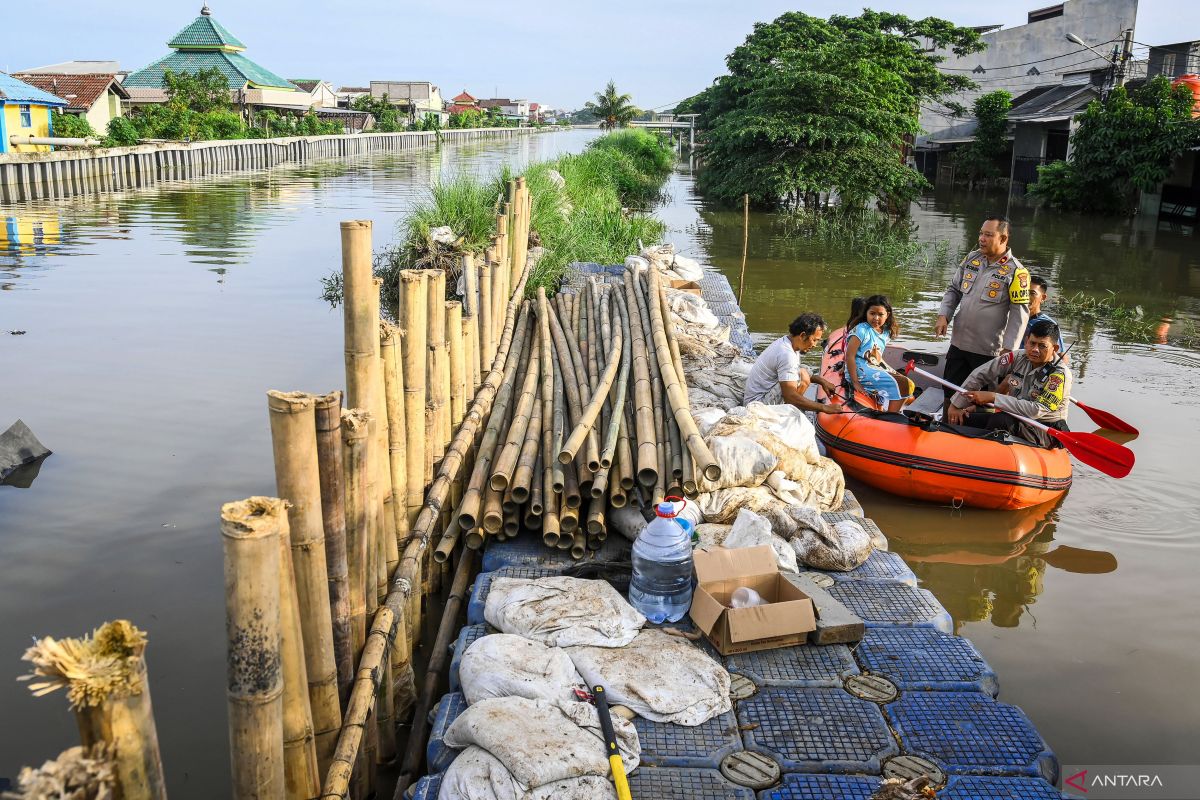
[{"left": 1114, "top": 28, "right": 1135, "bottom": 90}]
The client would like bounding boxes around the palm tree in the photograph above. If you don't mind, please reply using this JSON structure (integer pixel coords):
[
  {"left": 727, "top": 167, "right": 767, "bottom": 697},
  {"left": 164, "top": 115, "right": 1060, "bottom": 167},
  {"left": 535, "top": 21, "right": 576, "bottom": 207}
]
[{"left": 584, "top": 81, "right": 638, "bottom": 130}]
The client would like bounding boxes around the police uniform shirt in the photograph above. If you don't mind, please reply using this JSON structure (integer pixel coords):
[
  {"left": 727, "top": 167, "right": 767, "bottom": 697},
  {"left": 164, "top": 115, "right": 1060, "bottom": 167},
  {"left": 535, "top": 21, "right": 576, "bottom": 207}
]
[
  {"left": 938, "top": 249, "right": 1031, "bottom": 357},
  {"left": 949, "top": 351, "right": 1071, "bottom": 426}
]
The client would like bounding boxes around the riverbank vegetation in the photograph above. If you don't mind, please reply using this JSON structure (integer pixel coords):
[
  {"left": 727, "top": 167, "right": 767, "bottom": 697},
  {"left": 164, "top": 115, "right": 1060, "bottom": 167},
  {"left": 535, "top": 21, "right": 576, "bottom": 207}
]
[
  {"left": 1030, "top": 78, "right": 1200, "bottom": 215},
  {"left": 681, "top": 11, "right": 983, "bottom": 211},
  {"left": 322, "top": 129, "right": 674, "bottom": 307},
  {"left": 1053, "top": 290, "right": 1199, "bottom": 348}
]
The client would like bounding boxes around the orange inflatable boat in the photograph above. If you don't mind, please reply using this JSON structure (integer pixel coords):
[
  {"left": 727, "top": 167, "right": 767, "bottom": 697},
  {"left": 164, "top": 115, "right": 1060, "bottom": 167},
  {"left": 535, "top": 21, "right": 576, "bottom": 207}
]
[{"left": 813, "top": 330, "right": 1072, "bottom": 510}]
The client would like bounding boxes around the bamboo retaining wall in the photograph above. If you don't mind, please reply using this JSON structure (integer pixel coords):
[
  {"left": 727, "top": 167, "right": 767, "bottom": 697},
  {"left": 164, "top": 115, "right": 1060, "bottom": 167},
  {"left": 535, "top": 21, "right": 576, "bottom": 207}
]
[{"left": 0, "top": 127, "right": 541, "bottom": 205}]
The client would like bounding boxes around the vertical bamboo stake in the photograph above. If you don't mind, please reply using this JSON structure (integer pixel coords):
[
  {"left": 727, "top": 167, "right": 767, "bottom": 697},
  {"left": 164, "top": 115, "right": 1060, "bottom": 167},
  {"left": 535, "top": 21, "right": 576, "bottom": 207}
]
[
  {"left": 267, "top": 391, "right": 342, "bottom": 778},
  {"left": 461, "top": 253, "right": 482, "bottom": 391},
  {"left": 341, "top": 221, "right": 375, "bottom": 443},
  {"left": 738, "top": 193, "right": 749, "bottom": 303},
  {"left": 428, "top": 270, "right": 450, "bottom": 460},
  {"left": 371, "top": 286, "right": 399, "bottom": 586},
  {"left": 447, "top": 301, "right": 466, "bottom": 429},
  {"left": 398, "top": 271, "right": 428, "bottom": 531},
  {"left": 380, "top": 325, "right": 409, "bottom": 553},
  {"left": 21, "top": 621, "right": 168, "bottom": 800},
  {"left": 479, "top": 256, "right": 494, "bottom": 373},
  {"left": 340, "top": 410, "right": 370, "bottom": 663},
  {"left": 276, "top": 506, "right": 320, "bottom": 799},
  {"left": 313, "top": 393, "right": 352, "bottom": 706},
  {"left": 220, "top": 498, "right": 284, "bottom": 799}
]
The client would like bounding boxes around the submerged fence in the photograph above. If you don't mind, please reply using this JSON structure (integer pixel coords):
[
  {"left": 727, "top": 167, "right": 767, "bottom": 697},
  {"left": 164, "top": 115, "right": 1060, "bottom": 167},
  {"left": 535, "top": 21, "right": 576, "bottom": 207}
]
[{"left": 0, "top": 128, "right": 539, "bottom": 204}]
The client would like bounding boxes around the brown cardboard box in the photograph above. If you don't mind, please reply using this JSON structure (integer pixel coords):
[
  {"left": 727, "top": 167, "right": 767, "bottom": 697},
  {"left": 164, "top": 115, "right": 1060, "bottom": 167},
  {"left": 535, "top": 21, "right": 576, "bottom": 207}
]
[
  {"left": 669, "top": 279, "right": 702, "bottom": 296},
  {"left": 689, "top": 545, "right": 816, "bottom": 655}
]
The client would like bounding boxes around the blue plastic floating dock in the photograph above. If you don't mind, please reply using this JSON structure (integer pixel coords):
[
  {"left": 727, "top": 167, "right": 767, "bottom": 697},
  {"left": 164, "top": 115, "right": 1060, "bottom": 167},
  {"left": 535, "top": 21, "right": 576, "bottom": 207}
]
[
  {"left": 885, "top": 692, "right": 1059, "bottom": 783},
  {"left": 448, "top": 623, "right": 491, "bottom": 693},
  {"left": 725, "top": 643, "right": 860, "bottom": 688},
  {"left": 827, "top": 581, "right": 953, "bottom": 632},
  {"left": 855, "top": 627, "right": 999, "bottom": 696},
  {"left": 634, "top": 709, "right": 743, "bottom": 769},
  {"left": 409, "top": 772, "right": 443, "bottom": 800},
  {"left": 466, "top": 565, "right": 558, "bottom": 625},
  {"left": 939, "top": 775, "right": 1068, "bottom": 799},
  {"left": 757, "top": 773, "right": 883, "bottom": 799},
  {"left": 812, "top": 547, "right": 918, "bottom": 587},
  {"left": 628, "top": 767, "right": 757, "bottom": 799},
  {"left": 426, "top": 691, "right": 467, "bottom": 774},
  {"left": 738, "top": 688, "right": 899, "bottom": 774}
]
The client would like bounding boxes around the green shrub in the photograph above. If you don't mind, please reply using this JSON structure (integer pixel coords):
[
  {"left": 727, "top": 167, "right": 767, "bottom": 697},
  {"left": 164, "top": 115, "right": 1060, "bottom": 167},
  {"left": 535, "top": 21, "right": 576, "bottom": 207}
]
[
  {"left": 51, "top": 111, "right": 97, "bottom": 140},
  {"left": 104, "top": 117, "right": 140, "bottom": 147}
]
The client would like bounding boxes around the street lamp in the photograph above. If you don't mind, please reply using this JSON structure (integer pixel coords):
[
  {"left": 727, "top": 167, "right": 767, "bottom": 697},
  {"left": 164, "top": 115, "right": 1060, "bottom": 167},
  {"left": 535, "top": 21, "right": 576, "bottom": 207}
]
[
  {"left": 1065, "top": 32, "right": 1126, "bottom": 99},
  {"left": 1065, "top": 32, "right": 1113, "bottom": 61}
]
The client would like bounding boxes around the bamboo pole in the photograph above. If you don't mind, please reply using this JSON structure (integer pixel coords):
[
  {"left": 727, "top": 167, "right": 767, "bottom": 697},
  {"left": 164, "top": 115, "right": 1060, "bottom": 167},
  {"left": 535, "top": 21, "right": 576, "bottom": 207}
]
[
  {"left": 479, "top": 257, "right": 494, "bottom": 373},
  {"left": 340, "top": 410, "right": 370, "bottom": 664},
  {"left": 21, "top": 621, "right": 168, "bottom": 800},
  {"left": 313, "top": 392, "right": 353, "bottom": 707},
  {"left": 398, "top": 271, "right": 427, "bottom": 531},
  {"left": 321, "top": 258, "right": 532, "bottom": 800},
  {"left": 490, "top": 326, "right": 540, "bottom": 493},
  {"left": 461, "top": 253, "right": 482, "bottom": 391},
  {"left": 559, "top": 325, "right": 622, "bottom": 468},
  {"left": 510, "top": 381, "right": 542, "bottom": 504},
  {"left": 447, "top": 302, "right": 466, "bottom": 429},
  {"left": 623, "top": 272, "right": 658, "bottom": 488},
  {"left": 380, "top": 326, "right": 409, "bottom": 555},
  {"left": 634, "top": 271, "right": 669, "bottom": 503},
  {"left": 738, "top": 193, "right": 749, "bottom": 303},
  {"left": 528, "top": 453, "right": 544, "bottom": 518},
  {"left": 648, "top": 268, "right": 721, "bottom": 482},
  {"left": 276, "top": 506, "right": 321, "bottom": 800},
  {"left": 267, "top": 391, "right": 342, "bottom": 778},
  {"left": 601, "top": 289, "right": 632, "bottom": 472},
  {"left": 427, "top": 270, "right": 449, "bottom": 464},
  {"left": 370, "top": 282, "right": 399, "bottom": 590},
  {"left": 220, "top": 498, "right": 286, "bottom": 798}
]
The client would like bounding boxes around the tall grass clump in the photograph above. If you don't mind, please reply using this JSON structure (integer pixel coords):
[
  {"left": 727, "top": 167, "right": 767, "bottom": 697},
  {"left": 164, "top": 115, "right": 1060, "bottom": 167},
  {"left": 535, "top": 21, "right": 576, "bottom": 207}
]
[
  {"left": 782, "top": 209, "right": 951, "bottom": 271},
  {"left": 322, "top": 131, "right": 673, "bottom": 306}
]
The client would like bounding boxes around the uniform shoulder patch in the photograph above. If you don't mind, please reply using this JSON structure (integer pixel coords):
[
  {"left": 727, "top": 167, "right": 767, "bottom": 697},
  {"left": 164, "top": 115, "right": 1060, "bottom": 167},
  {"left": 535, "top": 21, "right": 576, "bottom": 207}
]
[
  {"left": 1009, "top": 266, "right": 1031, "bottom": 305},
  {"left": 1003, "top": 351, "right": 1015, "bottom": 366}
]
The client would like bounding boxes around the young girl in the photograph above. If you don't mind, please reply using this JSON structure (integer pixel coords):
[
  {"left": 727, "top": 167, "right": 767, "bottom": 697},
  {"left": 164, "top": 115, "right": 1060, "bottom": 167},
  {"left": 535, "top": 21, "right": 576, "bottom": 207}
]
[{"left": 846, "top": 294, "right": 911, "bottom": 412}]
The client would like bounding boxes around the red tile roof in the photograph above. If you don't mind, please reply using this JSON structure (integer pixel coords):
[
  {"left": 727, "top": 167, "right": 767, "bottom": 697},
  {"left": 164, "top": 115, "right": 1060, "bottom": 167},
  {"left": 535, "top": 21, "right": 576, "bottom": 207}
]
[
  {"left": 452, "top": 90, "right": 476, "bottom": 103},
  {"left": 12, "top": 73, "right": 128, "bottom": 111}
]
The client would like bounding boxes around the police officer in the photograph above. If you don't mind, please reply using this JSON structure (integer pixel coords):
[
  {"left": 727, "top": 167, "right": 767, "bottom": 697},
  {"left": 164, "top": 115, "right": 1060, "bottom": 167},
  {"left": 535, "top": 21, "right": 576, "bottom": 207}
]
[
  {"left": 935, "top": 215, "right": 1031, "bottom": 391},
  {"left": 946, "top": 318, "right": 1071, "bottom": 448}
]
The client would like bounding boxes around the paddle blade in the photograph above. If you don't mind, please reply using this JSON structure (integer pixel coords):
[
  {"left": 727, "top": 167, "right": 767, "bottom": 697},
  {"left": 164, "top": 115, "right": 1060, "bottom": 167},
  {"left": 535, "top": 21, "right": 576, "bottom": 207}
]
[
  {"left": 1049, "top": 428, "right": 1135, "bottom": 479},
  {"left": 904, "top": 359, "right": 915, "bottom": 374},
  {"left": 1072, "top": 399, "right": 1139, "bottom": 435}
]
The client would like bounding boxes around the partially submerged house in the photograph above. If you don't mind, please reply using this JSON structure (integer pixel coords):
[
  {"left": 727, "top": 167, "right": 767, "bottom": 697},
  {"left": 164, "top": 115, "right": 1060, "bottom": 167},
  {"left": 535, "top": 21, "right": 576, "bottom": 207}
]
[{"left": 0, "top": 72, "right": 67, "bottom": 154}]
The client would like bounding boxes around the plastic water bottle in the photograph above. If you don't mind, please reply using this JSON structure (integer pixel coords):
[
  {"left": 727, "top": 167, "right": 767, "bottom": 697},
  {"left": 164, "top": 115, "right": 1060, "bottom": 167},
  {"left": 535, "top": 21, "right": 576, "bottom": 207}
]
[{"left": 628, "top": 500, "right": 694, "bottom": 623}]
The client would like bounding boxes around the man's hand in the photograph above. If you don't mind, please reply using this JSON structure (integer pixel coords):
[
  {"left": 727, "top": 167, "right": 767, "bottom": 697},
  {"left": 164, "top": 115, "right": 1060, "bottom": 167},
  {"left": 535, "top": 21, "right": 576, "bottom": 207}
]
[
  {"left": 965, "top": 390, "right": 996, "bottom": 405},
  {"left": 814, "top": 376, "right": 837, "bottom": 394},
  {"left": 946, "top": 404, "right": 973, "bottom": 425},
  {"left": 934, "top": 315, "right": 949, "bottom": 337},
  {"left": 819, "top": 403, "right": 844, "bottom": 414}
]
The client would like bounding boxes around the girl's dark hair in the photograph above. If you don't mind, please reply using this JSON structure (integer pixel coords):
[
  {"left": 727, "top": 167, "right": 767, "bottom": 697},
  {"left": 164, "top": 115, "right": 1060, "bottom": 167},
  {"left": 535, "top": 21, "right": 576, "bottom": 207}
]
[
  {"left": 844, "top": 297, "right": 867, "bottom": 331},
  {"left": 849, "top": 294, "right": 900, "bottom": 339}
]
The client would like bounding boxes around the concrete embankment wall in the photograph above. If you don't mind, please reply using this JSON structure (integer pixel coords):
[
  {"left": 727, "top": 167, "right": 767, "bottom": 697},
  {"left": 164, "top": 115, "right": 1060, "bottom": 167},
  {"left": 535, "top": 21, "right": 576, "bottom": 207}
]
[{"left": 0, "top": 127, "right": 539, "bottom": 204}]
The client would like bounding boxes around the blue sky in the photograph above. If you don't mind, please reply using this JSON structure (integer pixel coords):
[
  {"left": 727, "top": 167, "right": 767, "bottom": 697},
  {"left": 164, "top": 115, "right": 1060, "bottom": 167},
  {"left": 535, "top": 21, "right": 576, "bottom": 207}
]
[{"left": 3, "top": 1, "right": 1197, "bottom": 111}]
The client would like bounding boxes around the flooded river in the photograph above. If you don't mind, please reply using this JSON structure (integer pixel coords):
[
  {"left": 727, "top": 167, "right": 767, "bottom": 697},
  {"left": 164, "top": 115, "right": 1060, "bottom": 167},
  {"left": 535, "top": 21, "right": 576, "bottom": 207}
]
[{"left": 2, "top": 131, "right": 1196, "bottom": 791}]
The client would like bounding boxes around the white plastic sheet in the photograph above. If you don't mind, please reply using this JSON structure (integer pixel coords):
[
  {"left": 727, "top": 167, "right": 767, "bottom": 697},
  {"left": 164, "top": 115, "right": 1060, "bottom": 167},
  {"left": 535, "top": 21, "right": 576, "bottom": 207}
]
[
  {"left": 484, "top": 577, "right": 646, "bottom": 648},
  {"left": 566, "top": 629, "right": 732, "bottom": 726},
  {"left": 438, "top": 746, "right": 617, "bottom": 800},
  {"left": 725, "top": 508, "right": 799, "bottom": 574},
  {"left": 459, "top": 634, "right": 585, "bottom": 705}
]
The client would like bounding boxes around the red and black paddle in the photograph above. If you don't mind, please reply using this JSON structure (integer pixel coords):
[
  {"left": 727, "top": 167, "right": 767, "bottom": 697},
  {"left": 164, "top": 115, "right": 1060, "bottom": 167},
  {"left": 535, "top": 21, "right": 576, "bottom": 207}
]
[{"left": 905, "top": 361, "right": 1135, "bottom": 479}]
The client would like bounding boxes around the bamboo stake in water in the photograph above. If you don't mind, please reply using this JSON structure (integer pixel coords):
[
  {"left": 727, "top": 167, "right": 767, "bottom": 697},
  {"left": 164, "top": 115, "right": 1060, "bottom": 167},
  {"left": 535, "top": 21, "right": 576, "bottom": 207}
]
[
  {"left": 340, "top": 409, "right": 371, "bottom": 664},
  {"left": 461, "top": 253, "right": 482, "bottom": 391},
  {"left": 220, "top": 497, "right": 286, "bottom": 799},
  {"left": 427, "top": 269, "right": 449, "bottom": 464},
  {"left": 447, "top": 301, "right": 466, "bottom": 429},
  {"left": 313, "top": 392, "right": 353, "bottom": 706},
  {"left": 737, "top": 193, "right": 749, "bottom": 303},
  {"left": 21, "top": 621, "right": 168, "bottom": 800},
  {"left": 380, "top": 326, "right": 409, "bottom": 557},
  {"left": 479, "top": 256, "right": 494, "bottom": 373},
  {"left": 267, "top": 391, "right": 342, "bottom": 778},
  {"left": 398, "top": 271, "right": 428, "bottom": 531}
]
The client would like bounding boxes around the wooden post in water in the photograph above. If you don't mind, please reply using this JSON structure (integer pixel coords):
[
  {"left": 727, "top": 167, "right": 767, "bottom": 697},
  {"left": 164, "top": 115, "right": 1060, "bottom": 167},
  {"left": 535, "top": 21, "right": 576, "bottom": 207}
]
[
  {"left": 737, "top": 193, "right": 749, "bottom": 304},
  {"left": 220, "top": 497, "right": 287, "bottom": 799},
  {"left": 266, "top": 390, "right": 342, "bottom": 779},
  {"left": 20, "top": 620, "right": 168, "bottom": 800},
  {"left": 313, "top": 391, "right": 353, "bottom": 705}
]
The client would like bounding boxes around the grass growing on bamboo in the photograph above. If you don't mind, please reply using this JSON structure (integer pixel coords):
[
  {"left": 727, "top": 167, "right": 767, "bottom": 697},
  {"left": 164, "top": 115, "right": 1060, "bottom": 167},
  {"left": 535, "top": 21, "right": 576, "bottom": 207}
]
[{"left": 321, "top": 130, "right": 673, "bottom": 307}]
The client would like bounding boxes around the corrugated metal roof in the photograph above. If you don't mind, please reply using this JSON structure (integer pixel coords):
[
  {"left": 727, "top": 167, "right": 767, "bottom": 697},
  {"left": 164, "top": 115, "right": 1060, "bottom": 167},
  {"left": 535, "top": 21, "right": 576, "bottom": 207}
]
[
  {"left": 0, "top": 72, "right": 68, "bottom": 105},
  {"left": 11, "top": 73, "right": 128, "bottom": 111},
  {"left": 167, "top": 13, "right": 246, "bottom": 50},
  {"left": 123, "top": 51, "right": 297, "bottom": 91}
]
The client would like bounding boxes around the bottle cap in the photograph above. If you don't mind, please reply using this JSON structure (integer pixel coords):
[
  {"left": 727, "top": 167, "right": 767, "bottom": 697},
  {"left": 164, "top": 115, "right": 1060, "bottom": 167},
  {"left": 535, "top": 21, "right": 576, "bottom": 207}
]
[{"left": 655, "top": 496, "right": 686, "bottom": 518}]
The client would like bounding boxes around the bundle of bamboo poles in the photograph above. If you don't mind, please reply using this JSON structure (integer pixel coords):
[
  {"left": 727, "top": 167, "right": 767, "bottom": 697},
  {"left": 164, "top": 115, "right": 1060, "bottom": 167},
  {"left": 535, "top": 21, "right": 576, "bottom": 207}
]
[{"left": 221, "top": 176, "right": 720, "bottom": 799}]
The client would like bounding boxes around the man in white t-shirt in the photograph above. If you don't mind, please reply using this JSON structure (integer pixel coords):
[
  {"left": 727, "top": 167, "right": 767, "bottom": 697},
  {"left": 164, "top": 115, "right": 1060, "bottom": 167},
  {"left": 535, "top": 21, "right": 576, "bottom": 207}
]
[{"left": 743, "top": 313, "right": 842, "bottom": 413}]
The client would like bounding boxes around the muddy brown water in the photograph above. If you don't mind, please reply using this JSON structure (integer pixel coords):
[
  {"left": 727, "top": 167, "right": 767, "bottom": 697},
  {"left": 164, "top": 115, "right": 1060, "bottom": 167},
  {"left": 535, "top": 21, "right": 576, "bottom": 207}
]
[{"left": 1, "top": 134, "right": 1196, "bottom": 791}]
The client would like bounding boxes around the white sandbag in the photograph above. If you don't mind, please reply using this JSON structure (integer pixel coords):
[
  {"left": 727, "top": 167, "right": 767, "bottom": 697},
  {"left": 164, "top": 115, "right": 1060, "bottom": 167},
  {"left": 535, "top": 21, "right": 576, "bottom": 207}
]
[
  {"left": 665, "top": 290, "right": 720, "bottom": 328},
  {"left": 693, "top": 407, "right": 726, "bottom": 437},
  {"left": 484, "top": 577, "right": 646, "bottom": 648},
  {"left": 790, "top": 516, "right": 874, "bottom": 571},
  {"left": 459, "top": 634, "right": 585, "bottom": 705},
  {"left": 694, "top": 486, "right": 783, "bottom": 524},
  {"left": 725, "top": 509, "right": 799, "bottom": 574},
  {"left": 670, "top": 254, "right": 704, "bottom": 281},
  {"left": 639, "top": 243, "right": 675, "bottom": 271},
  {"left": 444, "top": 697, "right": 639, "bottom": 789},
  {"left": 438, "top": 746, "right": 616, "bottom": 800},
  {"left": 566, "top": 629, "right": 731, "bottom": 726},
  {"left": 546, "top": 169, "right": 566, "bottom": 190},
  {"left": 695, "top": 434, "right": 777, "bottom": 492},
  {"left": 624, "top": 255, "right": 649, "bottom": 274},
  {"left": 430, "top": 225, "right": 457, "bottom": 245},
  {"left": 694, "top": 523, "right": 732, "bottom": 548},
  {"left": 709, "top": 404, "right": 820, "bottom": 468}
]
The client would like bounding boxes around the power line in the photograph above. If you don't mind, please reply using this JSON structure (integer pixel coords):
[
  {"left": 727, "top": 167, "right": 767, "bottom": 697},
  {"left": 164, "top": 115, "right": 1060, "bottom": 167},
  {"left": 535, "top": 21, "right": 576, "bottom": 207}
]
[{"left": 937, "top": 37, "right": 1122, "bottom": 72}]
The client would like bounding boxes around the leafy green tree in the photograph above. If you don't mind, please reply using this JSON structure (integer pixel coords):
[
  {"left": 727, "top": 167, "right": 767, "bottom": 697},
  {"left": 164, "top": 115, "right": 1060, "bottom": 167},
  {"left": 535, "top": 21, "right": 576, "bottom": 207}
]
[
  {"left": 584, "top": 81, "right": 639, "bottom": 130},
  {"left": 692, "top": 11, "right": 983, "bottom": 209},
  {"left": 351, "top": 94, "right": 404, "bottom": 132},
  {"left": 163, "top": 68, "right": 232, "bottom": 113},
  {"left": 51, "top": 111, "right": 97, "bottom": 139},
  {"left": 1030, "top": 77, "right": 1200, "bottom": 214},
  {"left": 104, "top": 116, "right": 140, "bottom": 147},
  {"left": 952, "top": 90, "right": 1012, "bottom": 187}
]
